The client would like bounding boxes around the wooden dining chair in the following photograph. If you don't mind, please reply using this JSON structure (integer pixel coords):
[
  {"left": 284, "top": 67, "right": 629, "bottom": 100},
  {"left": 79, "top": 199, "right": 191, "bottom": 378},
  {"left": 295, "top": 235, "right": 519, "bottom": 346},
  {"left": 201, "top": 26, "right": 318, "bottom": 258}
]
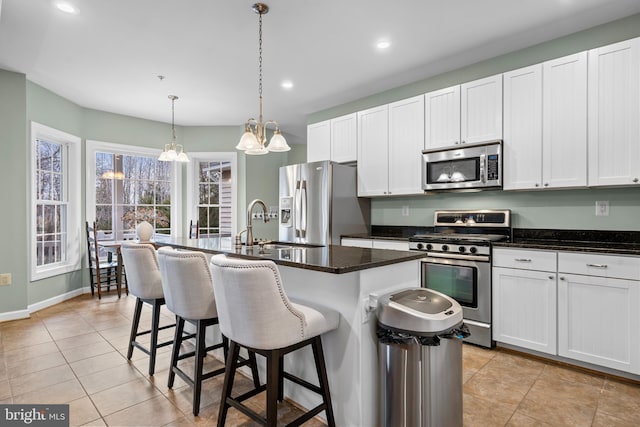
[
  {"left": 189, "top": 219, "right": 199, "bottom": 239},
  {"left": 85, "top": 221, "right": 120, "bottom": 299}
]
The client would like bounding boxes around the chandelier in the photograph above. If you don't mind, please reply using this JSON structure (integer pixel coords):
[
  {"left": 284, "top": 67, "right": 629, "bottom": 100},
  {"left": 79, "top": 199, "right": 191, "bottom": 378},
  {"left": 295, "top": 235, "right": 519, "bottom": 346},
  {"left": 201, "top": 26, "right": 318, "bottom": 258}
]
[
  {"left": 236, "top": 3, "right": 290, "bottom": 155},
  {"left": 159, "top": 95, "right": 189, "bottom": 162}
]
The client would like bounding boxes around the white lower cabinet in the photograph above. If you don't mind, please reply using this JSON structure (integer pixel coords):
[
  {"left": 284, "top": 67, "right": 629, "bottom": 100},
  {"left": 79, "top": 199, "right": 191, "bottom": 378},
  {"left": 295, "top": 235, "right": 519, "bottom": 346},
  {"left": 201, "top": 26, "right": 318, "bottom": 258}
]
[
  {"left": 341, "top": 238, "right": 373, "bottom": 248},
  {"left": 372, "top": 240, "right": 410, "bottom": 251},
  {"left": 341, "top": 238, "right": 409, "bottom": 251},
  {"left": 494, "top": 248, "right": 640, "bottom": 375},
  {"left": 493, "top": 249, "right": 557, "bottom": 354},
  {"left": 558, "top": 253, "right": 640, "bottom": 374}
]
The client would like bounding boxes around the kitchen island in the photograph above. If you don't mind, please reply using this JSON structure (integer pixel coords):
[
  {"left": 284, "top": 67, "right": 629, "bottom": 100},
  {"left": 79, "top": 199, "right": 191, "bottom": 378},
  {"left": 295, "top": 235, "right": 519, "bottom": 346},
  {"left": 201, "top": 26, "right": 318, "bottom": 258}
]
[{"left": 156, "top": 237, "right": 424, "bottom": 426}]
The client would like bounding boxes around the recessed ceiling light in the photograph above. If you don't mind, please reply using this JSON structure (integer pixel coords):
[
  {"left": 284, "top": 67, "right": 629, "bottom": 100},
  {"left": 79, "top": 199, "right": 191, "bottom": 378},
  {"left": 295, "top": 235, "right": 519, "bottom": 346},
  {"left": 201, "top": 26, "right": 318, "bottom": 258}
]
[
  {"left": 376, "top": 40, "right": 391, "bottom": 50},
  {"left": 281, "top": 80, "right": 294, "bottom": 90},
  {"left": 55, "top": 2, "right": 78, "bottom": 14}
]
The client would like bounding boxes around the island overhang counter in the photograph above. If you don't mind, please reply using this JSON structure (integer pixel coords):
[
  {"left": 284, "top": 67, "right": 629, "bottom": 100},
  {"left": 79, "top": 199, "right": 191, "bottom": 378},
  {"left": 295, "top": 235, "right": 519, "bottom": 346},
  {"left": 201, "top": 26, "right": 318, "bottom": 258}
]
[{"left": 156, "top": 237, "right": 424, "bottom": 426}]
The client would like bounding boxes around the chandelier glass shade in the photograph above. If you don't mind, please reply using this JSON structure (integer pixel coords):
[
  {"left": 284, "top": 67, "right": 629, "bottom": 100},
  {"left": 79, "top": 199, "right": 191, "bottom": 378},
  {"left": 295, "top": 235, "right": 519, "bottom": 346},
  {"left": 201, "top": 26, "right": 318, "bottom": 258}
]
[
  {"left": 159, "top": 95, "right": 189, "bottom": 162},
  {"left": 236, "top": 3, "right": 291, "bottom": 156}
]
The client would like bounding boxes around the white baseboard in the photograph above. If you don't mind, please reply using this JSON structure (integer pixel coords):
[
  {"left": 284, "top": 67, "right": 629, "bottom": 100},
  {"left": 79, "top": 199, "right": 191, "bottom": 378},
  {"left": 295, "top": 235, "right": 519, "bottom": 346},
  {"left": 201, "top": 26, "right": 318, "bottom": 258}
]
[
  {"left": 0, "top": 309, "right": 31, "bottom": 322},
  {"left": 28, "top": 288, "right": 86, "bottom": 314}
]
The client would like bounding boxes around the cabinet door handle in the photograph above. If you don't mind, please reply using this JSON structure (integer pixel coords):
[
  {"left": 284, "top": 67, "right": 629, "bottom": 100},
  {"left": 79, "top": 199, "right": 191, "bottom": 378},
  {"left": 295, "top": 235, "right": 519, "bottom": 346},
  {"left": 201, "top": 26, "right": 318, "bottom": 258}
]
[
  {"left": 514, "top": 258, "right": 532, "bottom": 262},
  {"left": 586, "top": 263, "right": 608, "bottom": 269},
  {"left": 535, "top": 183, "right": 540, "bottom": 187},
  {"left": 544, "top": 183, "right": 549, "bottom": 187},
  {"left": 559, "top": 277, "right": 566, "bottom": 281},
  {"left": 634, "top": 178, "right": 639, "bottom": 183},
  {"left": 548, "top": 275, "right": 554, "bottom": 280}
]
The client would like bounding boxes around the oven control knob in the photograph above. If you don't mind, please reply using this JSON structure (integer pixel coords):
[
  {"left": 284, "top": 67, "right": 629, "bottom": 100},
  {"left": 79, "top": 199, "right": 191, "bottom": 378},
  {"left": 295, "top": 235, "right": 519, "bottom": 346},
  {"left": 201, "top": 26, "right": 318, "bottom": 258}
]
[
  {"left": 426, "top": 244, "right": 433, "bottom": 251},
  {"left": 441, "top": 245, "right": 449, "bottom": 252},
  {"left": 416, "top": 243, "right": 424, "bottom": 250},
  {"left": 458, "top": 246, "right": 466, "bottom": 253},
  {"left": 469, "top": 247, "right": 478, "bottom": 254}
]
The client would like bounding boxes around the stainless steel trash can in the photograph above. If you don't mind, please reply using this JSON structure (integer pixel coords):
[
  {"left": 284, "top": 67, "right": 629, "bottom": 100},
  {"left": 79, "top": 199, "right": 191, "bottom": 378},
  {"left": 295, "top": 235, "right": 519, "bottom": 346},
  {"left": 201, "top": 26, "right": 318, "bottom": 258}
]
[{"left": 377, "top": 288, "right": 468, "bottom": 427}]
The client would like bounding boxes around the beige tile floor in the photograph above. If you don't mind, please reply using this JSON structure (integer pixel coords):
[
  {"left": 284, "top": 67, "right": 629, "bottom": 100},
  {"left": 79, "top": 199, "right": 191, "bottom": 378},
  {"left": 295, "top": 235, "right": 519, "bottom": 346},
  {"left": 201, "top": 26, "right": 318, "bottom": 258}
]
[{"left": 1, "top": 293, "right": 639, "bottom": 426}]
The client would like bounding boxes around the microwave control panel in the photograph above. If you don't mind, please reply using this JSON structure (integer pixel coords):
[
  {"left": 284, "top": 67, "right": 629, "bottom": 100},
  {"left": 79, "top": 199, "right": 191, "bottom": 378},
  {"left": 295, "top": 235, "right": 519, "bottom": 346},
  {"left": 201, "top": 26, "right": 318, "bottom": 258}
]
[{"left": 487, "top": 154, "right": 499, "bottom": 181}]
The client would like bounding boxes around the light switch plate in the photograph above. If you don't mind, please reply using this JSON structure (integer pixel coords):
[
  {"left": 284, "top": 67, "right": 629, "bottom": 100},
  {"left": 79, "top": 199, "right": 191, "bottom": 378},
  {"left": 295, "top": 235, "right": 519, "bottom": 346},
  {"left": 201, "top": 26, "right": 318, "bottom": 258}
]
[{"left": 595, "top": 200, "right": 609, "bottom": 216}]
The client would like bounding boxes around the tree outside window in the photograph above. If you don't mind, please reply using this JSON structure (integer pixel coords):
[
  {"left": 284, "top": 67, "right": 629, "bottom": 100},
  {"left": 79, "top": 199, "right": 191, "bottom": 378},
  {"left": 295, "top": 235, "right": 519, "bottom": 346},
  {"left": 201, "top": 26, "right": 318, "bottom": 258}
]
[
  {"left": 95, "top": 152, "right": 171, "bottom": 239},
  {"left": 35, "top": 139, "right": 66, "bottom": 266}
]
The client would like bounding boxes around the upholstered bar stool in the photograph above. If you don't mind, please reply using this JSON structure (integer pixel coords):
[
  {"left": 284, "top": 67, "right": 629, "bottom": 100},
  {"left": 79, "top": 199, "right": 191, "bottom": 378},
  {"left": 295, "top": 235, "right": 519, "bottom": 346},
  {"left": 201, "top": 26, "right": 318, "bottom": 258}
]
[
  {"left": 120, "top": 242, "right": 174, "bottom": 376},
  {"left": 157, "top": 247, "right": 260, "bottom": 416},
  {"left": 210, "top": 254, "right": 339, "bottom": 427}
]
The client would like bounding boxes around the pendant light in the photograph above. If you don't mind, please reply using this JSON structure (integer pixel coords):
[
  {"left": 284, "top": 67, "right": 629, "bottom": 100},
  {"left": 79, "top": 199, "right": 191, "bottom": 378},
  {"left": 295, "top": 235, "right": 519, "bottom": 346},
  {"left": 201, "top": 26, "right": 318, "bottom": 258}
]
[
  {"left": 159, "top": 95, "right": 189, "bottom": 162},
  {"left": 236, "top": 3, "right": 291, "bottom": 155}
]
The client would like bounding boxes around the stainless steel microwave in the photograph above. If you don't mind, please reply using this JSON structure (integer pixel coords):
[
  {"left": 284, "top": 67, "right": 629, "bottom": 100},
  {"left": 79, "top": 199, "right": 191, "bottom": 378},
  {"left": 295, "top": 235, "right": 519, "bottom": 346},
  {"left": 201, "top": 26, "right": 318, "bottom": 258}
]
[{"left": 422, "top": 140, "right": 502, "bottom": 192}]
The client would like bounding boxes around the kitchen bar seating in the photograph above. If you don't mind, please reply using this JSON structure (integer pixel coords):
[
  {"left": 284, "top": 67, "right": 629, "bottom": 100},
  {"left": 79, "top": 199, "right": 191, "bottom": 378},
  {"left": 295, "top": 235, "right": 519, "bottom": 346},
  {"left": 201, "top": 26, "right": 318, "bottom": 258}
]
[
  {"left": 157, "top": 247, "right": 260, "bottom": 416},
  {"left": 210, "top": 254, "right": 339, "bottom": 427},
  {"left": 120, "top": 243, "right": 175, "bottom": 376}
]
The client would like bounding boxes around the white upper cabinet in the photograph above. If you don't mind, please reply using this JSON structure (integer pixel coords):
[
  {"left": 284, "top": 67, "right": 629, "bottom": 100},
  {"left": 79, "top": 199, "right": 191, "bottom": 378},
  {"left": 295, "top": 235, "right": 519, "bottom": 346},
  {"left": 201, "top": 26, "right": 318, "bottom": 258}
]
[
  {"left": 543, "top": 52, "right": 588, "bottom": 188},
  {"left": 357, "top": 105, "right": 389, "bottom": 196},
  {"left": 424, "top": 74, "right": 502, "bottom": 149},
  {"left": 424, "top": 85, "right": 461, "bottom": 148},
  {"left": 461, "top": 74, "right": 503, "bottom": 144},
  {"left": 307, "top": 120, "right": 331, "bottom": 163},
  {"left": 307, "top": 113, "right": 357, "bottom": 163},
  {"left": 588, "top": 37, "right": 640, "bottom": 187},
  {"left": 503, "top": 53, "right": 588, "bottom": 190},
  {"left": 503, "top": 64, "right": 543, "bottom": 190},
  {"left": 388, "top": 95, "right": 425, "bottom": 195},
  {"left": 357, "top": 97, "right": 425, "bottom": 197},
  {"left": 330, "top": 113, "right": 357, "bottom": 163}
]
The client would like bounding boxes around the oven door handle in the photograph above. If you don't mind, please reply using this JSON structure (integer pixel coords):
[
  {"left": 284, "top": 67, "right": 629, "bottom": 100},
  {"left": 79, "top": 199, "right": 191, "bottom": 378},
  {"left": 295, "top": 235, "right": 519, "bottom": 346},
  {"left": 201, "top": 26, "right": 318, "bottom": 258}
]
[{"left": 423, "top": 252, "right": 490, "bottom": 263}]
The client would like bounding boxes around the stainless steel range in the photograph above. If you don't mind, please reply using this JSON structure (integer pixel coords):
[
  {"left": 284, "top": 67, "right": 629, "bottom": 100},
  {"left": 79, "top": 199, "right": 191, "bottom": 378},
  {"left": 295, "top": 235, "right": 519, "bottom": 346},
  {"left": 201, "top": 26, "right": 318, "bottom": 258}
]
[{"left": 409, "top": 209, "right": 511, "bottom": 348}]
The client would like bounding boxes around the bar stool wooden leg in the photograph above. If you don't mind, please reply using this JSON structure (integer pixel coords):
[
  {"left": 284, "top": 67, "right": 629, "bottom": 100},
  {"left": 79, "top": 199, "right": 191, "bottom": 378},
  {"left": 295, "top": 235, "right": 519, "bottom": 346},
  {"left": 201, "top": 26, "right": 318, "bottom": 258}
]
[
  {"left": 148, "top": 300, "right": 162, "bottom": 375},
  {"left": 277, "top": 355, "right": 284, "bottom": 402},
  {"left": 193, "top": 320, "right": 207, "bottom": 416},
  {"left": 168, "top": 316, "right": 185, "bottom": 388},
  {"left": 313, "top": 336, "right": 336, "bottom": 427},
  {"left": 266, "top": 350, "right": 280, "bottom": 427},
  {"left": 218, "top": 340, "right": 241, "bottom": 427},
  {"left": 127, "top": 298, "right": 143, "bottom": 360}
]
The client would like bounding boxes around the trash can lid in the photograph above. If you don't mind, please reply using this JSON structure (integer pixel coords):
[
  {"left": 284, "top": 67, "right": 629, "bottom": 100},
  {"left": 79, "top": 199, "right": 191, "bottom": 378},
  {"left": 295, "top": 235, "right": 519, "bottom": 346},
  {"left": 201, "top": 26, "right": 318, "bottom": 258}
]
[
  {"left": 390, "top": 289, "right": 453, "bottom": 314},
  {"left": 376, "top": 288, "right": 463, "bottom": 335}
]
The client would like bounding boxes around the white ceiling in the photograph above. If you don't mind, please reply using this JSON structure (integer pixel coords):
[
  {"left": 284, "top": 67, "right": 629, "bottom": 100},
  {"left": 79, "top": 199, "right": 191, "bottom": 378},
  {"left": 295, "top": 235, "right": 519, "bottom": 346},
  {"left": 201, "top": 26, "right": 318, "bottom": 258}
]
[{"left": 1, "top": 0, "right": 640, "bottom": 143}]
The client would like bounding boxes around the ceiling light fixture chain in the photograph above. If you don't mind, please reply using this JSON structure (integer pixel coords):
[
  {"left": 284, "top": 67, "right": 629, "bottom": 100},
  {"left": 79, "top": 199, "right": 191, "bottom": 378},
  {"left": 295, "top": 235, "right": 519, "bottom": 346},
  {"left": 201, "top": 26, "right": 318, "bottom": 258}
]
[{"left": 236, "top": 2, "right": 290, "bottom": 155}]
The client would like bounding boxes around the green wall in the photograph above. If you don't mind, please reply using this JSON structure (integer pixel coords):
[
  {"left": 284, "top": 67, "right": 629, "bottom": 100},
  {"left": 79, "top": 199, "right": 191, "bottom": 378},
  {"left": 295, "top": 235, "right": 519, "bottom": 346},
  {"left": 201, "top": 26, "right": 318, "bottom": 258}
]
[
  {"left": 0, "top": 73, "right": 302, "bottom": 314},
  {"left": 0, "top": 70, "right": 28, "bottom": 314},
  {"left": 308, "top": 13, "right": 640, "bottom": 231}
]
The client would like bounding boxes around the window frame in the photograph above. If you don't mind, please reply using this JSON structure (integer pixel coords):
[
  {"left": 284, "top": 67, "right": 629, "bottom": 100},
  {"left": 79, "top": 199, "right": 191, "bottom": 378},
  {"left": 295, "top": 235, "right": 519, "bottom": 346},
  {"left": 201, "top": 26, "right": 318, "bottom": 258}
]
[
  {"left": 30, "top": 122, "right": 82, "bottom": 281},
  {"left": 186, "top": 152, "right": 238, "bottom": 238},
  {"left": 85, "top": 140, "right": 182, "bottom": 242}
]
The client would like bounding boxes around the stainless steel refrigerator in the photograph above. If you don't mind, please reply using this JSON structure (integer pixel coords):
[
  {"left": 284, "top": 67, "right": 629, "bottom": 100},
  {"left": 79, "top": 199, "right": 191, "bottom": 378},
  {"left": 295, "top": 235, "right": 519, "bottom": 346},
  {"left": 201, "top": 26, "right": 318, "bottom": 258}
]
[{"left": 279, "top": 161, "right": 370, "bottom": 245}]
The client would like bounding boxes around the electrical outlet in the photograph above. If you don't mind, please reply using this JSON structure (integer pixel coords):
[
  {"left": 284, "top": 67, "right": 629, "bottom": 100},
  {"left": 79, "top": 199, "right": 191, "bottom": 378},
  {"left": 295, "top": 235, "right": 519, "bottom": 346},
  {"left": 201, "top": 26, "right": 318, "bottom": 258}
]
[
  {"left": 595, "top": 200, "right": 609, "bottom": 217},
  {"left": 0, "top": 273, "right": 11, "bottom": 286},
  {"left": 402, "top": 206, "right": 409, "bottom": 217}
]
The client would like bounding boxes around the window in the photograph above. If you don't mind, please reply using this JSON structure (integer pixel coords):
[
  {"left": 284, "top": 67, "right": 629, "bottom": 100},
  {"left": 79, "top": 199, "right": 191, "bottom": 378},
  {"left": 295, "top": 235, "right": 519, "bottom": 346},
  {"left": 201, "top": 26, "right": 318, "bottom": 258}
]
[
  {"left": 30, "top": 122, "right": 82, "bottom": 281},
  {"left": 187, "top": 153, "right": 237, "bottom": 238},
  {"left": 87, "top": 141, "right": 180, "bottom": 241}
]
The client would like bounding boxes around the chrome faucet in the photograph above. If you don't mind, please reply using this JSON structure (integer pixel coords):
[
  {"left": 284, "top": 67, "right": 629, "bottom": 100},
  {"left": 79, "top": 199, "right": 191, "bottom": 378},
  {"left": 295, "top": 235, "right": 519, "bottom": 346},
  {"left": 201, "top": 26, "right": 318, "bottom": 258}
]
[{"left": 246, "top": 199, "right": 269, "bottom": 247}]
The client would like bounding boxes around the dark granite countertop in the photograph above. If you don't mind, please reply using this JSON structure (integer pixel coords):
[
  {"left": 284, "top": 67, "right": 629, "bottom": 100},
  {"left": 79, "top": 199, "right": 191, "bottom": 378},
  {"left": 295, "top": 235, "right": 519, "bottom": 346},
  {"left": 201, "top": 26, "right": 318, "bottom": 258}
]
[
  {"left": 495, "top": 228, "right": 640, "bottom": 256},
  {"left": 156, "top": 237, "right": 424, "bottom": 274},
  {"left": 344, "top": 226, "right": 640, "bottom": 256},
  {"left": 342, "top": 225, "right": 434, "bottom": 241}
]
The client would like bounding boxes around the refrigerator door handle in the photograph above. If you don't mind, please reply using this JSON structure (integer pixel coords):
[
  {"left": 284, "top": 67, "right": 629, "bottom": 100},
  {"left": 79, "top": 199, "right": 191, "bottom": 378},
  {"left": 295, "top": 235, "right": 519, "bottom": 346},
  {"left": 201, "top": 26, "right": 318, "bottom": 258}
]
[
  {"left": 294, "top": 180, "right": 301, "bottom": 239},
  {"left": 300, "top": 180, "right": 307, "bottom": 238}
]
